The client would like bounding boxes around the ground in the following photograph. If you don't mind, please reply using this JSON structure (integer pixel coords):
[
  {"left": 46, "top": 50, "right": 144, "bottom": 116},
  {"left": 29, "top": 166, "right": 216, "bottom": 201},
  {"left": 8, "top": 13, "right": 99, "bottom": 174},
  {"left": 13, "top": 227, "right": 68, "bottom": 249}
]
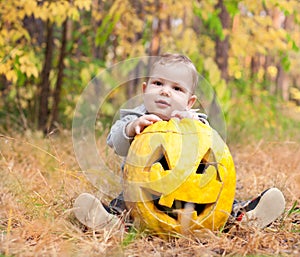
[{"left": 0, "top": 131, "right": 299, "bottom": 256}]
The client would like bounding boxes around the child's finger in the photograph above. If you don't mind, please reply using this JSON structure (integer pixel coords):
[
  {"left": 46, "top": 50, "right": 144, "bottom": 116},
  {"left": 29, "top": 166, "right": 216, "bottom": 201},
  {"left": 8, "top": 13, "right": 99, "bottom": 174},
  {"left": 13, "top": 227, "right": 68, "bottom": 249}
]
[
  {"left": 146, "top": 114, "right": 162, "bottom": 122},
  {"left": 135, "top": 126, "right": 141, "bottom": 134}
]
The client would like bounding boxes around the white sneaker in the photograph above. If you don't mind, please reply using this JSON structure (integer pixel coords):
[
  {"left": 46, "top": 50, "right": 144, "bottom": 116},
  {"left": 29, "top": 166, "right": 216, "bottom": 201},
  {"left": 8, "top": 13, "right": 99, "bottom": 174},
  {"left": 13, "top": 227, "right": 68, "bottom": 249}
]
[
  {"left": 73, "top": 193, "right": 121, "bottom": 229},
  {"left": 238, "top": 188, "right": 286, "bottom": 228}
]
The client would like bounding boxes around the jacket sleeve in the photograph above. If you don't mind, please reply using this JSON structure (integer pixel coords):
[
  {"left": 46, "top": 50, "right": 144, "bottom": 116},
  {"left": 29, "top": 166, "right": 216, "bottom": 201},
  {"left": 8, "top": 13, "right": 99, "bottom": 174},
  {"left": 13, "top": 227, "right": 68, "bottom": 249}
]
[
  {"left": 197, "top": 113, "right": 210, "bottom": 126},
  {"left": 106, "top": 114, "right": 138, "bottom": 157}
]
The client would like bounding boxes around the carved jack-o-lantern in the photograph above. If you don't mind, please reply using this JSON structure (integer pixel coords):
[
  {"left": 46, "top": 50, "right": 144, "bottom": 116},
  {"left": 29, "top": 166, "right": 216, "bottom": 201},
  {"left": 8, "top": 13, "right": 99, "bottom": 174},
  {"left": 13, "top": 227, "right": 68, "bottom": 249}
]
[{"left": 123, "top": 118, "right": 236, "bottom": 235}]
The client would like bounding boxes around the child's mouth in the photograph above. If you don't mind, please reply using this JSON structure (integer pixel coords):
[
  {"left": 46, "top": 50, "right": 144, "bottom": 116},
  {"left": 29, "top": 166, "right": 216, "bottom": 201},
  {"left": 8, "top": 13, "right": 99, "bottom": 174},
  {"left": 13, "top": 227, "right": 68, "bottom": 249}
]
[{"left": 155, "top": 100, "right": 171, "bottom": 107}]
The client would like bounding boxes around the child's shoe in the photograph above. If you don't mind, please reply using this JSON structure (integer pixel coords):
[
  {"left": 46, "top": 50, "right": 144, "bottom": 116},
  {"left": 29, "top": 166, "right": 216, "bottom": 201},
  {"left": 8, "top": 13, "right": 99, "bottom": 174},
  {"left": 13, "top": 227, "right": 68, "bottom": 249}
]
[
  {"left": 73, "top": 193, "right": 121, "bottom": 229},
  {"left": 232, "top": 187, "right": 285, "bottom": 228}
]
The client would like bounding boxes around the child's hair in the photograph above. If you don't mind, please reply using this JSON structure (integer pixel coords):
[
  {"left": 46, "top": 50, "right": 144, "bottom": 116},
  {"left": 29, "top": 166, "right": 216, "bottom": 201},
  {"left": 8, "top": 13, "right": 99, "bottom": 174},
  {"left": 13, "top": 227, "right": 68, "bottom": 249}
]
[{"left": 149, "top": 53, "right": 198, "bottom": 94}]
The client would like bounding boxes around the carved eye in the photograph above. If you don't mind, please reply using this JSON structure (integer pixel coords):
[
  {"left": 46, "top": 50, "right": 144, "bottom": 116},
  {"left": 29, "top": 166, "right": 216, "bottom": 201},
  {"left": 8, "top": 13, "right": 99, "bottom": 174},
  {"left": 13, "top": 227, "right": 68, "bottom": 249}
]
[
  {"left": 144, "top": 145, "right": 170, "bottom": 172},
  {"left": 196, "top": 149, "right": 216, "bottom": 174},
  {"left": 155, "top": 154, "right": 169, "bottom": 170}
]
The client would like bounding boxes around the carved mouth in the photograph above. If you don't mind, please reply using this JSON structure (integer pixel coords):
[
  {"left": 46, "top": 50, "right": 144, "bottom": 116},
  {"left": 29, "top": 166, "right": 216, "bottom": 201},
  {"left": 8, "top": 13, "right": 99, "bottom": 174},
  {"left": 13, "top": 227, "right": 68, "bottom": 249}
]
[{"left": 143, "top": 189, "right": 208, "bottom": 220}]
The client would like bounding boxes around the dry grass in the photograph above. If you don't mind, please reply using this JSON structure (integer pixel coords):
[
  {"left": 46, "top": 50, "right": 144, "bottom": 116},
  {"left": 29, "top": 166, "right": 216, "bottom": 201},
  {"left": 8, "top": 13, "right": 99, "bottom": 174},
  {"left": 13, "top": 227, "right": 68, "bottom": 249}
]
[{"left": 0, "top": 131, "right": 299, "bottom": 256}]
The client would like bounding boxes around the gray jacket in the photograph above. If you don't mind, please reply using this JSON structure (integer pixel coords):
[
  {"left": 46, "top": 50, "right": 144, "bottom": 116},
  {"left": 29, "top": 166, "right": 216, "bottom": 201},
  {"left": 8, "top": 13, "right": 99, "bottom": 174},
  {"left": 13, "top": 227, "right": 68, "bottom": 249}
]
[{"left": 106, "top": 104, "right": 208, "bottom": 157}]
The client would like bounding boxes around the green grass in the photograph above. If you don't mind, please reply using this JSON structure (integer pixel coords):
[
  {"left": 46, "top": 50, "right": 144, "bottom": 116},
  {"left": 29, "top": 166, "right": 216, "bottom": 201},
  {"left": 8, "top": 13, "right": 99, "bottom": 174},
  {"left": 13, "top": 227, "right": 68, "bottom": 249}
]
[
  {"left": 122, "top": 227, "right": 139, "bottom": 246},
  {"left": 226, "top": 99, "right": 300, "bottom": 144}
]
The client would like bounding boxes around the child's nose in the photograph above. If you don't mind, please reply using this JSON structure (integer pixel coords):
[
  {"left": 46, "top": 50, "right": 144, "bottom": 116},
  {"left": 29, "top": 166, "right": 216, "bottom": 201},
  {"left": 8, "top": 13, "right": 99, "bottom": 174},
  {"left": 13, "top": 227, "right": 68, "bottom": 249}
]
[{"left": 160, "top": 86, "right": 171, "bottom": 96}]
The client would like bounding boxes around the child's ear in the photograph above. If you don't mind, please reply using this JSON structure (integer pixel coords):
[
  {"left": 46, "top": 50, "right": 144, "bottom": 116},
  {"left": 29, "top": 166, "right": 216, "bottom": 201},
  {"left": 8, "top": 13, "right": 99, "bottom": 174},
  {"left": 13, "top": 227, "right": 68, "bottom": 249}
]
[
  {"left": 142, "top": 82, "right": 147, "bottom": 93},
  {"left": 187, "top": 95, "right": 197, "bottom": 110}
]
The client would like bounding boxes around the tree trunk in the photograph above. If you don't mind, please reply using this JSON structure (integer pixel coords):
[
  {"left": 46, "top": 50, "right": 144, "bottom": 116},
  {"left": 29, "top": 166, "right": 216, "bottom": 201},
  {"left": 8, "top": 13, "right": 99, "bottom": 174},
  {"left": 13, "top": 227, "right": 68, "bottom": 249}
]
[
  {"left": 250, "top": 54, "right": 260, "bottom": 79},
  {"left": 91, "top": 0, "right": 104, "bottom": 59},
  {"left": 149, "top": 0, "right": 161, "bottom": 56},
  {"left": 276, "top": 65, "right": 289, "bottom": 101},
  {"left": 23, "top": 16, "right": 44, "bottom": 46},
  {"left": 215, "top": 0, "right": 230, "bottom": 82},
  {"left": 274, "top": 11, "right": 290, "bottom": 101},
  {"left": 50, "top": 19, "right": 68, "bottom": 130},
  {"left": 38, "top": 20, "right": 54, "bottom": 132},
  {"left": 126, "top": 0, "right": 145, "bottom": 99}
]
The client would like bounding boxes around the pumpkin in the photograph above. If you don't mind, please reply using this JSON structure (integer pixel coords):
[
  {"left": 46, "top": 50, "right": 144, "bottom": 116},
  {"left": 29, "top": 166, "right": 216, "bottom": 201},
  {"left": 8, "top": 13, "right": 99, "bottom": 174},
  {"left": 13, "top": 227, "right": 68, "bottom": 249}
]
[{"left": 123, "top": 118, "right": 236, "bottom": 236}]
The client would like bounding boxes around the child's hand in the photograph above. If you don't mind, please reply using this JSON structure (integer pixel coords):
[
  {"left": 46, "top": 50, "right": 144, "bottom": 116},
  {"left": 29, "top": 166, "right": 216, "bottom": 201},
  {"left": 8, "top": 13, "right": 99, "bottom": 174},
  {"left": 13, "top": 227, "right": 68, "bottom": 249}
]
[
  {"left": 171, "top": 110, "right": 198, "bottom": 120},
  {"left": 125, "top": 114, "right": 162, "bottom": 137}
]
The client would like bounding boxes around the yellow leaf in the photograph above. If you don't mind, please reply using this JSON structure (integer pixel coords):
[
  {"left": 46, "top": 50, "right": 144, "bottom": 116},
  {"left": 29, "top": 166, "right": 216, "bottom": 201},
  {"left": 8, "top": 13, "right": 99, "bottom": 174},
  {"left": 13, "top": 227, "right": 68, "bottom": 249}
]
[
  {"left": 204, "top": 57, "right": 221, "bottom": 85},
  {"left": 68, "top": 8, "right": 80, "bottom": 21},
  {"left": 74, "top": 0, "right": 91, "bottom": 11},
  {"left": 267, "top": 66, "right": 278, "bottom": 78},
  {"left": 31, "top": 67, "right": 39, "bottom": 78},
  {"left": 6, "top": 69, "right": 17, "bottom": 83},
  {"left": 24, "top": 0, "right": 37, "bottom": 16},
  {"left": 234, "top": 71, "right": 242, "bottom": 80}
]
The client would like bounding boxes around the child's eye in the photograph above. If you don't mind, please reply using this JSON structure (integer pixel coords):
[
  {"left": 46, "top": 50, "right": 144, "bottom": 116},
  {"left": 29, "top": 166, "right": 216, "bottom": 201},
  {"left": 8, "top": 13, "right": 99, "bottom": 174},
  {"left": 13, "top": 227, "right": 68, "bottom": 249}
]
[
  {"left": 153, "top": 80, "right": 163, "bottom": 86},
  {"left": 173, "top": 86, "right": 183, "bottom": 92}
]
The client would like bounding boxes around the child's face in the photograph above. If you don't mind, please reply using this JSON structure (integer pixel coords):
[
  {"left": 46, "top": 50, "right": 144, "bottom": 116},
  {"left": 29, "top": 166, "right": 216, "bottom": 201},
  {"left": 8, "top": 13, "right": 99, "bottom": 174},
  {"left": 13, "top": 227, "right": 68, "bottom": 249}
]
[{"left": 143, "top": 62, "right": 197, "bottom": 120}]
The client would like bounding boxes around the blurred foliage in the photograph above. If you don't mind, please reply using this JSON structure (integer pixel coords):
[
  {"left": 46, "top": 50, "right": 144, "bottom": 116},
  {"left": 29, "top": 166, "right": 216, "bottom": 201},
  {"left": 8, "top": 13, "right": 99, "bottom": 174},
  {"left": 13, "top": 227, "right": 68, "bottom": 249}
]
[
  {"left": 227, "top": 79, "right": 300, "bottom": 143},
  {"left": 0, "top": 0, "right": 300, "bottom": 142}
]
